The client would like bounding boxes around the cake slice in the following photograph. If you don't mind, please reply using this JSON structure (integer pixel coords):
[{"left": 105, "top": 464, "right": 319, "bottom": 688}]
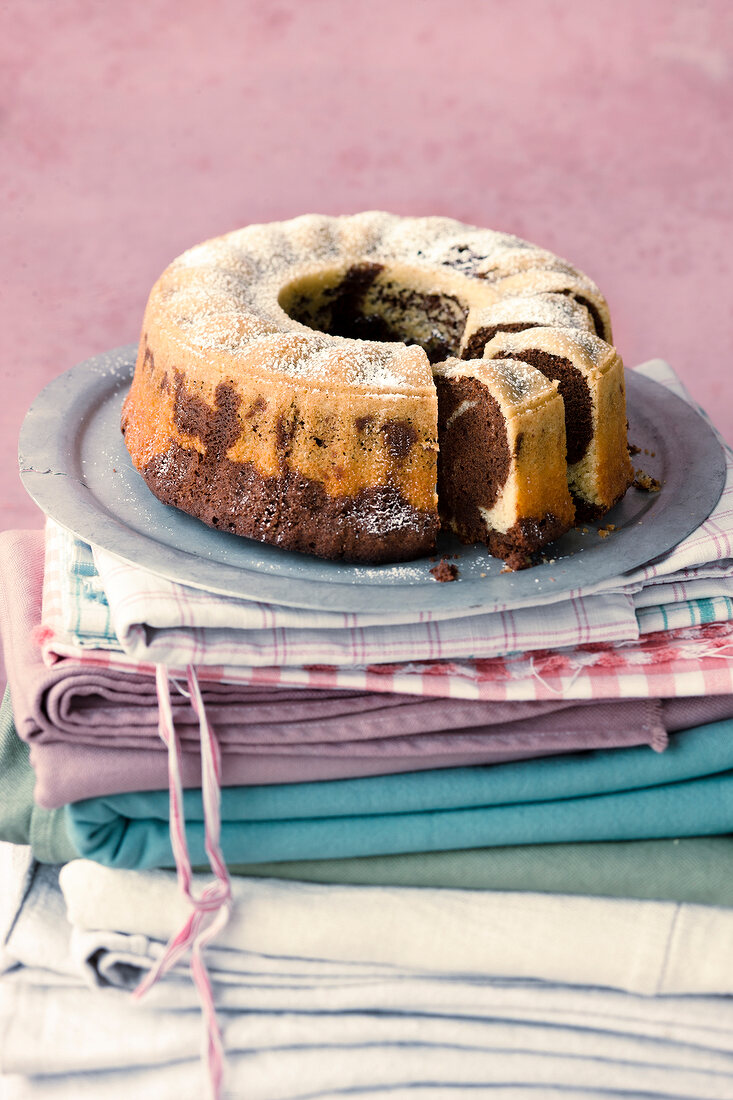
[
  {"left": 482, "top": 327, "right": 634, "bottom": 519},
  {"left": 488, "top": 268, "right": 613, "bottom": 342},
  {"left": 434, "top": 357, "right": 576, "bottom": 570},
  {"left": 458, "top": 292, "right": 595, "bottom": 360}
]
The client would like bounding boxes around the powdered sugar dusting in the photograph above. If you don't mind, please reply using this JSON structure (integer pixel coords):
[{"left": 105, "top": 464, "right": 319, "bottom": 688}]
[
  {"left": 553, "top": 327, "right": 615, "bottom": 365},
  {"left": 482, "top": 358, "right": 556, "bottom": 404},
  {"left": 437, "top": 356, "right": 556, "bottom": 406},
  {"left": 471, "top": 292, "right": 595, "bottom": 333},
  {"left": 151, "top": 212, "right": 608, "bottom": 392},
  {"left": 484, "top": 325, "right": 618, "bottom": 372},
  {"left": 358, "top": 488, "right": 423, "bottom": 536},
  {"left": 495, "top": 265, "right": 602, "bottom": 300}
]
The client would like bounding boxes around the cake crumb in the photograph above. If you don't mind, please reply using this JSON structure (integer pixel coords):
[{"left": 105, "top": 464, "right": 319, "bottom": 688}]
[
  {"left": 598, "top": 527, "right": 612, "bottom": 539},
  {"left": 430, "top": 559, "right": 459, "bottom": 582},
  {"left": 628, "top": 442, "right": 642, "bottom": 456},
  {"left": 501, "top": 550, "right": 531, "bottom": 572},
  {"left": 633, "top": 469, "right": 661, "bottom": 492},
  {"left": 480, "top": 572, "right": 487, "bottom": 578}
]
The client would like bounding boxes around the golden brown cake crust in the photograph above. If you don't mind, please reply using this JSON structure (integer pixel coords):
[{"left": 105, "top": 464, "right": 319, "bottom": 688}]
[{"left": 121, "top": 334, "right": 440, "bottom": 562}]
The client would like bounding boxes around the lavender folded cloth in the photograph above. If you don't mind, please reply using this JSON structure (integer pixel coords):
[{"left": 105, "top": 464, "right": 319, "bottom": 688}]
[
  {"left": 23, "top": 691, "right": 733, "bottom": 808},
  {"left": 4, "top": 530, "right": 711, "bottom": 810}
]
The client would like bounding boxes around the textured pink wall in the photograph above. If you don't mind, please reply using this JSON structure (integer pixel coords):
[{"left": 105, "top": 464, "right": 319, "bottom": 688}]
[{"left": 2, "top": 0, "right": 733, "bottom": 531}]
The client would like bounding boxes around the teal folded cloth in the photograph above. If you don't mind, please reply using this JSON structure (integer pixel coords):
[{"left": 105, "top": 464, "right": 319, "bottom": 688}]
[{"left": 66, "top": 719, "right": 733, "bottom": 869}]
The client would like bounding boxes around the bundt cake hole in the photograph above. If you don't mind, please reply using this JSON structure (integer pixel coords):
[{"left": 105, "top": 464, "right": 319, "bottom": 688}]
[{"left": 279, "top": 264, "right": 470, "bottom": 365}]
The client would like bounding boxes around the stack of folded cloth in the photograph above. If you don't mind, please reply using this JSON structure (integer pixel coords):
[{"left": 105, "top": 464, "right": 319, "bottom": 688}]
[{"left": 2, "top": 360, "right": 733, "bottom": 1099}]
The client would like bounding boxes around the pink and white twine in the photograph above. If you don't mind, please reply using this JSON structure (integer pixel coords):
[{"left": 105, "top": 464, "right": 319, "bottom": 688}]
[{"left": 133, "top": 664, "right": 232, "bottom": 1099}]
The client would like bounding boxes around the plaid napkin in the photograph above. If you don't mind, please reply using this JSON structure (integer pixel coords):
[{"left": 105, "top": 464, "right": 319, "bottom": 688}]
[
  {"left": 36, "top": 616, "right": 733, "bottom": 702},
  {"left": 43, "top": 525, "right": 641, "bottom": 665}
]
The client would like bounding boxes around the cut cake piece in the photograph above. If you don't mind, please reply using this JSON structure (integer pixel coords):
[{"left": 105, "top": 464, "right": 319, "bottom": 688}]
[
  {"left": 434, "top": 357, "right": 576, "bottom": 570},
  {"left": 458, "top": 291, "right": 595, "bottom": 361},
  {"left": 481, "top": 326, "right": 634, "bottom": 519}
]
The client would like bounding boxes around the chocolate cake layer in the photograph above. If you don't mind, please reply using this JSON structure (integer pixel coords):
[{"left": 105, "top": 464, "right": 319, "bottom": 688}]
[
  {"left": 141, "top": 443, "right": 438, "bottom": 563},
  {"left": 433, "top": 356, "right": 576, "bottom": 569},
  {"left": 501, "top": 348, "right": 593, "bottom": 465},
  {"left": 436, "top": 375, "right": 510, "bottom": 539},
  {"left": 461, "top": 322, "right": 539, "bottom": 361},
  {"left": 486, "top": 513, "right": 570, "bottom": 571},
  {"left": 573, "top": 489, "right": 629, "bottom": 523},
  {"left": 435, "top": 371, "right": 571, "bottom": 569},
  {"left": 481, "top": 325, "right": 633, "bottom": 522}
]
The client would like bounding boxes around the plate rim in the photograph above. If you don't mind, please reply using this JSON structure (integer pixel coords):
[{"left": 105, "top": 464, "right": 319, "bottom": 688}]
[{"left": 18, "top": 345, "right": 727, "bottom": 613}]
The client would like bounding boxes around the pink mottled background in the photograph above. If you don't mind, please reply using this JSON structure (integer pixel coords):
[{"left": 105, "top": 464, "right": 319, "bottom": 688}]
[{"left": 2, "top": 0, "right": 733, "bottom": 534}]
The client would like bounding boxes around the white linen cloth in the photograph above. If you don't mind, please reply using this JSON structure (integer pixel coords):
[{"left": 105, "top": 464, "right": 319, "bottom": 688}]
[
  {"left": 0, "top": 849, "right": 79, "bottom": 983},
  {"left": 4, "top": 850, "right": 733, "bottom": 1100},
  {"left": 41, "top": 360, "right": 733, "bottom": 671},
  {"left": 0, "top": 842, "right": 34, "bottom": 972},
  {"left": 59, "top": 861, "right": 733, "bottom": 998},
  {"left": 4, "top": 980, "right": 733, "bottom": 1100}
]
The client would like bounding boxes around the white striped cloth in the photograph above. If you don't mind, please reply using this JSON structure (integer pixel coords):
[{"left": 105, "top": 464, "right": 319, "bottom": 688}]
[
  {"left": 42, "top": 523, "right": 733, "bottom": 667},
  {"left": 43, "top": 527, "right": 644, "bottom": 664}
]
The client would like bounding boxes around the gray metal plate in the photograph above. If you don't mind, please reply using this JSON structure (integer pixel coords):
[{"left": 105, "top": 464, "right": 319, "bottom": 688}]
[{"left": 18, "top": 345, "right": 727, "bottom": 613}]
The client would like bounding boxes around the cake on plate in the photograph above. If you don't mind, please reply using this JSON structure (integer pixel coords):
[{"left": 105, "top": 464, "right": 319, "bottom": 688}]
[{"left": 121, "top": 212, "right": 632, "bottom": 567}]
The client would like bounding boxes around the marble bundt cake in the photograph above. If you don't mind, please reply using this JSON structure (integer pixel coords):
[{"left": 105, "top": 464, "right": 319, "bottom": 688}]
[{"left": 121, "top": 212, "right": 632, "bottom": 567}]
